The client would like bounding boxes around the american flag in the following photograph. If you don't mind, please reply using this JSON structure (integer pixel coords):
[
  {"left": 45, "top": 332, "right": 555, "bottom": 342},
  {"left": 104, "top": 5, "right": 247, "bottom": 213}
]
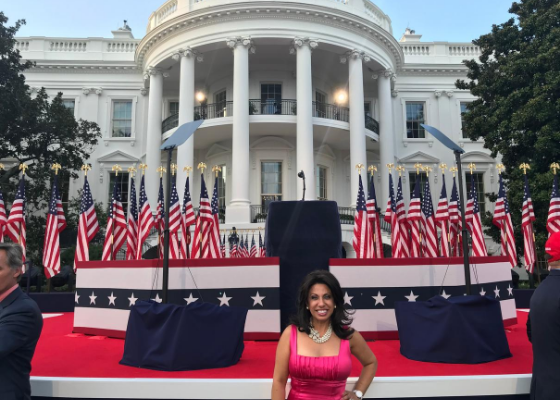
[
  {"left": 435, "top": 175, "right": 450, "bottom": 257},
  {"left": 352, "top": 174, "right": 373, "bottom": 258},
  {"left": 191, "top": 214, "right": 202, "bottom": 259},
  {"left": 466, "top": 173, "right": 487, "bottom": 257},
  {"left": 408, "top": 175, "right": 423, "bottom": 258},
  {"left": 125, "top": 177, "right": 138, "bottom": 261},
  {"left": 156, "top": 177, "right": 165, "bottom": 259},
  {"left": 0, "top": 187, "right": 6, "bottom": 242},
  {"left": 74, "top": 176, "right": 99, "bottom": 270},
  {"left": 395, "top": 176, "right": 410, "bottom": 258},
  {"left": 192, "top": 174, "right": 213, "bottom": 259},
  {"left": 207, "top": 177, "right": 222, "bottom": 258},
  {"left": 366, "top": 175, "right": 384, "bottom": 258},
  {"left": 259, "top": 231, "right": 266, "bottom": 257},
  {"left": 6, "top": 176, "right": 26, "bottom": 264},
  {"left": 449, "top": 176, "right": 463, "bottom": 257},
  {"left": 180, "top": 176, "right": 195, "bottom": 259},
  {"left": 492, "top": 174, "right": 517, "bottom": 268},
  {"left": 384, "top": 173, "right": 400, "bottom": 258},
  {"left": 236, "top": 234, "right": 244, "bottom": 258},
  {"left": 136, "top": 175, "right": 155, "bottom": 260},
  {"left": 250, "top": 234, "right": 257, "bottom": 258},
  {"left": 231, "top": 235, "right": 238, "bottom": 258},
  {"left": 43, "top": 176, "right": 65, "bottom": 278},
  {"left": 421, "top": 179, "right": 438, "bottom": 258},
  {"left": 55, "top": 178, "right": 67, "bottom": 231},
  {"left": 548, "top": 174, "right": 560, "bottom": 234},
  {"left": 221, "top": 233, "right": 226, "bottom": 258},
  {"left": 522, "top": 175, "right": 537, "bottom": 272},
  {"left": 244, "top": 234, "right": 250, "bottom": 258},
  {"left": 102, "top": 176, "right": 127, "bottom": 261},
  {"left": 168, "top": 176, "right": 181, "bottom": 259}
]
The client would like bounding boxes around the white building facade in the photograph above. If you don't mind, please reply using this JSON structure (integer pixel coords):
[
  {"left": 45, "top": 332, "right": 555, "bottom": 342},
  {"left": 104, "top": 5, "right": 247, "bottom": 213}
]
[{"left": 16, "top": 0, "right": 501, "bottom": 257}]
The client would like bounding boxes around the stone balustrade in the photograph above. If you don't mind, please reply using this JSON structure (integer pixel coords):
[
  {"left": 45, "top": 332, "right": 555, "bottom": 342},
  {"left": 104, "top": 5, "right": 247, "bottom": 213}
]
[
  {"left": 15, "top": 40, "right": 30, "bottom": 51},
  {"left": 106, "top": 42, "right": 139, "bottom": 52},
  {"left": 400, "top": 42, "right": 482, "bottom": 63},
  {"left": 401, "top": 44, "right": 433, "bottom": 56},
  {"left": 448, "top": 45, "right": 480, "bottom": 57},
  {"left": 50, "top": 40, "right": 88, "bottom": 52}
]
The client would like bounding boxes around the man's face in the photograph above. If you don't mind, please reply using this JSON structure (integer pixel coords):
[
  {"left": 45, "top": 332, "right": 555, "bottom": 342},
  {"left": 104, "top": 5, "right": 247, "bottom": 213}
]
[{"left": 0, "top": 250, "right": 20, "bottom": 295}]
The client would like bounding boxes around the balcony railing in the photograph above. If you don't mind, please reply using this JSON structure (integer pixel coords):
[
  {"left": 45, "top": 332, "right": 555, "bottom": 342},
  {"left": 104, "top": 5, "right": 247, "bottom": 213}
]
[
  {"left": 161, "top": 100, "right": 379, "bottom": 134},
  {"left": 193, "top": 207, "right": 226, "bottom": 224}
]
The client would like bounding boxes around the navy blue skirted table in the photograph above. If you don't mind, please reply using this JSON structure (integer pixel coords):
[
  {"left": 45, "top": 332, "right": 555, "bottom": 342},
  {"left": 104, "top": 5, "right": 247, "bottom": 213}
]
[
  {"left": 395, "top": 295, "right": 512, "bottom": 364},
  {"left": 121, "top": 301, "right": 247, "bottom": 371}
]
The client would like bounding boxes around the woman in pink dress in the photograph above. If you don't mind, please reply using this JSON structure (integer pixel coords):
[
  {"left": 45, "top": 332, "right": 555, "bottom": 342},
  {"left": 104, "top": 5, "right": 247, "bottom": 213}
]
[{"left": 271, "top": 270, "right": 377, "bottom": 400}]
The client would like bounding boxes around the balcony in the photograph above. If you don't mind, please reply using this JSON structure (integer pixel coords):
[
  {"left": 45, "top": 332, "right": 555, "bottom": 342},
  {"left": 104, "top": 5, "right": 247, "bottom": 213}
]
[{"left": 161, "top": 100, "right": 379, "bottom": 134}]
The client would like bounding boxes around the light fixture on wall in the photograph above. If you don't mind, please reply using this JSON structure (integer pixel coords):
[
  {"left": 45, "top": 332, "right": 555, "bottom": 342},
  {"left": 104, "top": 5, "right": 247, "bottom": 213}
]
[
  {"left": 195, "top": 91, "right": 206, "bottom": 104},
  {"left": 334, "top": 90, "right": 347, "bottom": 105}
]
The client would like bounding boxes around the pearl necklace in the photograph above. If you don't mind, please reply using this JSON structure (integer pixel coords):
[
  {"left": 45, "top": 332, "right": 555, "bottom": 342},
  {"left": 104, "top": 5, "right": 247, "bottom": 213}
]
[{"left": 309, "top": 322, "right": 333, "bottom": 344}]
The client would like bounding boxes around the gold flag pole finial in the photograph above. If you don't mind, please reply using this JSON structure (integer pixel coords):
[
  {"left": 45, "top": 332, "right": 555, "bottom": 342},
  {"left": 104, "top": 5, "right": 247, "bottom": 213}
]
[
  {"left": 212, "top": 165, "right": 222, "bottom": 177},
  {"left": 550, "top": 162, "right": 559, "bottom": 175},
  {"left": 198, "top": 162, "right": 207, "bottom": 174},
  {"left": 386, "top": 163, "right": 394, "bottom": 172},
  {"left": 171, "top": 163, "right": 178, "bottom": 176},
  {"left": 414, "top": 163, "right": 423, "bottom": 175},
  {"left": 19, "top": 164, "right": 29, "bottom": 176},
  {"left": 396, "top": 165, "right": 405, "bottom": 177},
  {"left": 468, "top": 163, "right": 476, "bottom": 175},
  {"left": 138, "top": 163, "right": 148, "bottom": 175},
  {"left": 81, "top": 164, "right": 91, "bottom": 176},
  {"left": 439, "top": 163, "right": 447, "bottom": 174},
  {"left": 368, "top": 165, "right": 377, "bottom": 176},
  {"left": 449, "top": 166, "right": 458, "bottom": 177},
  {"left": 355, "top": 163, "right": 364, "bottom": 175},
  {"left": 51, "top": 163, "right": 62, "bottom": 176},
  {"left": 184, "top": 166, "right": 193, "bottom": 177},
  {"left": 112, "top": 164, "right": 122, "bottom": 177},
  {"left": 423, "top": 166, "right": 433, "bottom": 177},
  {"left": 127, "top": 166, "right": 137, "bottom": 178},
  {"left": 156, "top": 165, "right": 166, "bottom": 178},
  {"left": 519, "top": 163, "right": 531, "bottom": 175},
  {"left": 496, "top": 164, "right": 505, "bottom": 175},
  {"left": 0, "top": 163, "right": 4, "bottom": 171}
]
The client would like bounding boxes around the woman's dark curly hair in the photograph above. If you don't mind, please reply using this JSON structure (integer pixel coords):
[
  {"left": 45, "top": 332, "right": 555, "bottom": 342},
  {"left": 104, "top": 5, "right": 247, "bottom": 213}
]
[{"left": 290, "top": 270, "right": 354, "bottom": 340}]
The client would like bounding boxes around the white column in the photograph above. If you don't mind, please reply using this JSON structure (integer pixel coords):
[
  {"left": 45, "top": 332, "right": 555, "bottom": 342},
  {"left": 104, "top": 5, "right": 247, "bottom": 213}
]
[
  {"left": 144, "top": 68, "right": 164, "bottom": 205},
  {"left": 347, "top": 50, "right": 368, "bottom": 206},
  {"left": 294, "top": 38, "right": 317, "bottom": 200},
  {"left": 378, "top": 69, "right": 395, "bottom": 206},
  {"left": 226, "top": 37, "right": 253, "bottom": 224},
  {"left": 173, "top": 49, "right": 200, "bottom": 196}
]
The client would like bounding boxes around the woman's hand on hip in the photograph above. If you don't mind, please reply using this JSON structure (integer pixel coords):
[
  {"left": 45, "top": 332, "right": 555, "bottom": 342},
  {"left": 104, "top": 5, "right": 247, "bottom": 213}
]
[{"left": 341, "top": 390, "right": 359, "bottom": 400}]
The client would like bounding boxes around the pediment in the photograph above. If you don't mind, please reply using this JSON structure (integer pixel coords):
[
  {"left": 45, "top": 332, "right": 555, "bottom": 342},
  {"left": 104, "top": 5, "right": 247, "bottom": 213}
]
[
  {"left": 460, "top": 151, "right": 496, "bottom": 163},
  {"left": 398, "top": 151, "right": 440, "bottom": 165},
  {"left": 205, "top": 143, "right": 231, "bottom": 159},
  {"left": 314, "top": 144, "right": 336, "bottom": 160},
  {"left": 97, "top": 150, "right": 139, "bottom": 163},
  {"left": 250, "top": 136, "right": 294, "bottom": 150}
]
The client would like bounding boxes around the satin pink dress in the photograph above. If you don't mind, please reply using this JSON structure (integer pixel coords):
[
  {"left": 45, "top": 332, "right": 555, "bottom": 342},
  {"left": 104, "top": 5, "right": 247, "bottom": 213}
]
[{"left": 287, "top": 325, "right": 352, "bottom": 400}]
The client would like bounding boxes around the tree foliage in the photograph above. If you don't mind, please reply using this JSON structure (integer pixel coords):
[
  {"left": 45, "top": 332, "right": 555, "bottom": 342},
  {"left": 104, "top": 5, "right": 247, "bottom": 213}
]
[
  {"left": 0, "top": 12, "right": 101, "bottom": 266},
  {"left": 456, "top": 0, "right": 560, "bottom": 264}
]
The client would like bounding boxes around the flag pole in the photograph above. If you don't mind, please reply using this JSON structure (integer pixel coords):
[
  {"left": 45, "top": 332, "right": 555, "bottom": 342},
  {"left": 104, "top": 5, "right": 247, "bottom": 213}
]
[
  {"left": 455, "top": 152, "right": 472, "bottom": 295},
  {"left": 197, "top": 163, "right": 207, "bottom": 259},
  {"left": 19, "top": 164, "right": 28, "bottom": 272},
  {"left": 184, "top": 166, "right": 192, "bottom": 259},
  {"left": 162, "top": 147, "right": 174, "bottom": 304},
  {"left": 111, "top": 164, "right": 122, "bottom": 260}
]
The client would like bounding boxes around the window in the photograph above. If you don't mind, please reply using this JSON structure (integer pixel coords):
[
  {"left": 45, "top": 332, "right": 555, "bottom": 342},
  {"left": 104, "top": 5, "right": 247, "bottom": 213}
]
[
  {"left": 108, "top": 172, "right": 129, "bottom": 216},
  {"left": 217, "top": 165, "right": 226, "bottom": 210},
  {"left": 112, "top": 100, "right": 132, "bottom": 138},
  {"left": 460, "top": 102, "right": 470, "bottom": 138},
  {"left": 62, "top": 99, "right": 75, "bottom": 115},
  {"left": 316, "top": 166, "right": 328, "bottom": 201},
  {"left": 214, "top": 90, "right": 227, "bottom": 118},
  {"left": 260, "top": 84, "right": 282, "bottom": 114},
  {"left": 408, "top": 172, "right": 427, "bottom": 200},
  {"left": 466, "top": 172, "right": 486, "bottom": 215},
  {"left": 364, "top": 102, "right": 371, "bottom": 117},
  {"left": 315, "top": 91, "right": 326, "bottom": 118},
  {"left": 406, "top": 102, "right": 426, "bottom": 138},
  {"left": 261, "top": 162, "right": 282, "bottom": 210},
  {"left": 169, "top": 101, "right": 179, "bottom": 117}
]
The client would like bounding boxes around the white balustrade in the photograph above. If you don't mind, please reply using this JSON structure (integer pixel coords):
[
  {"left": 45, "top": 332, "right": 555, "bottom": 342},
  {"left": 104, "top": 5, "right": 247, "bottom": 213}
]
[
  {"left": 15, "top": 41, "right": 30, "bottom": 51},
  {"left": 448, "top": 45, "right": 480, "bottom": 57},
  {"left": 49, "top": 41, "right": 87, "bottom": 52},
  {"left": 106, "top": 42, "right": 138, "bottom": 52},
  {"left": 156, "top": 0, "right": 178, "bottom": 24},
  {"left": 402, "top": 45, "right": 432, "bottom": 56}
]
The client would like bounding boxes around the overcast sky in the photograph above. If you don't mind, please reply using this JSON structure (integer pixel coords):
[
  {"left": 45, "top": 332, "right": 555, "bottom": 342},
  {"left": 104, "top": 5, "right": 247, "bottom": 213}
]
[{"left": 2, "top": 0, "right": 515, "bottom": 43}]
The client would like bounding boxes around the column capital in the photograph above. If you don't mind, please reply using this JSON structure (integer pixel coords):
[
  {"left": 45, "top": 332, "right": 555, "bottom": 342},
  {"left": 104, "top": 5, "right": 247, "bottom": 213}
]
[
  {"left": 226, "top": 37, "right": 256, "bottom": 53},
  {"left": 140, "top": 88, "right": 149, "bottom": 96},
  {"left": 171, "top": 47, "right": 204, "bottom": 63},
  {"left": 290, "top": 37, "right": 319, "bottom": 54},
  {"left": 434, "top": 90, "right": 442, "bottom": 99},
  {"left": 340, "top": 49, "right": 371, "bottom": 64},
  {"left": 391, "top": 89, "right": 399, "bottom": 98},
  {"left": 143, "top": 67, "right": 169, "bottom": 80},
  {"left": 445, "top": 90, "right": 454, "bottom": 98}
]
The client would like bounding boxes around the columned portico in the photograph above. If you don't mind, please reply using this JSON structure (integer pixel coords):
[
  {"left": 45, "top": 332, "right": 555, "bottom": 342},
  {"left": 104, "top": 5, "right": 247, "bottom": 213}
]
[
  {"left": 173, "top": 48, "right": 200, "bottom": 196},
  {"left": 144, "top": 68, "right": 165, "bottom": 204},
  {"left": 226, "top": 37, "right": 254, "bottom": 224},
  {"left": 294, "top": 38, "right": 317, "bottom": 200},
  {"left": 378, "top": 69, "right": 395, "bottom": 205},
  {"left": 346, "top": 50, "right": 369, "bottom": 205}
]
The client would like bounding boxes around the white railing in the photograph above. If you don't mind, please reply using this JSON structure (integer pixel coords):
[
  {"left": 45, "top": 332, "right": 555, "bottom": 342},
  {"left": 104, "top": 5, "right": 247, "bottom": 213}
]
[
  {"left": 448, "top": 45, "right": 480, "bottom": 57},
  {"left": 50, "top": 40, "right": 88, "bottom": 52},
  {"left": 15, "top": 40, "right": 30, "bottom": 51},
  {"left": 156, "top": 0, "right": 178, "bottom": 24},
  {"left": 106, "top": 42, "right": 138, "bottom": 52},
  {"left": 401, "top": 44, "right": 432, "bottom": 56}
]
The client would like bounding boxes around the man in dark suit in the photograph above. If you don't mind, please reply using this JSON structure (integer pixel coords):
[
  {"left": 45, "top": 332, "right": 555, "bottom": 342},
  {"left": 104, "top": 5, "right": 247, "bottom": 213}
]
[
  {"left": 0, "top": 243, "right": 43, "bottom": 400},
  {"left": 529, "top": 231, "right": 560, "bottom": 400}
]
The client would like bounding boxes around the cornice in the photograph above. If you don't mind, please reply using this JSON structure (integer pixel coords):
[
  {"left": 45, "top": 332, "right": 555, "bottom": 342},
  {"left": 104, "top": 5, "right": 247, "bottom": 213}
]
[
  {"left": 399, "top": 65, "right": 468, "bottom": 76},
  {"left": 135, "top": 2, "right": 403, "bottom": 71},
  {"left": 27, "top": 64, "right": 141, "bottom": 74}
]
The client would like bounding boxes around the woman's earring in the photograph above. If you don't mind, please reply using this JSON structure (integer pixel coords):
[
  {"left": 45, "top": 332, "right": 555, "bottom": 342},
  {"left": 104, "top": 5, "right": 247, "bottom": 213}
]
[
  {"left": 306, "top": 306, "right": 309, "bottom": 310},
  {"left": 335, "top": 305, "right": 337, "bottom": 309}
]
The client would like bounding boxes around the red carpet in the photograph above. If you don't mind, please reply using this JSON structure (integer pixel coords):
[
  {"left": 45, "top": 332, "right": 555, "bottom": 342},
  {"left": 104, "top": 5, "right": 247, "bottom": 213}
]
[{"left": 32, "top": 311, "right": 532, "bottom": 379}]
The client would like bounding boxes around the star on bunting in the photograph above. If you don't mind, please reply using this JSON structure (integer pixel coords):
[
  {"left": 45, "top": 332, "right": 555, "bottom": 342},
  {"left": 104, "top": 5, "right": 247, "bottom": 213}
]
[
  {"left": 218, "top": 292, "right": 232, "bottom": 306},
  {"left": 128, "top": 293, "right": 138, "bottom": 307},
  {"left": 372, "top": 291, "right": 386, "bottom": 306},
  {"left": 343, "top": 292, "right": 354, "bottom": 306},
  {"left": 251, "top": 291, "right": 266, "bottom": 307},
  {"left": 108, "top": 292, "right": 117, "bottom": 306},
  {"left": 89, "top": 291, "right": 97, "bottom": 305},
  {"left": 405, "top": 290, "right": 419, "bottom": 302},
  {"left": 184, "top": 293, "right": 199, "bottom": 305}
]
